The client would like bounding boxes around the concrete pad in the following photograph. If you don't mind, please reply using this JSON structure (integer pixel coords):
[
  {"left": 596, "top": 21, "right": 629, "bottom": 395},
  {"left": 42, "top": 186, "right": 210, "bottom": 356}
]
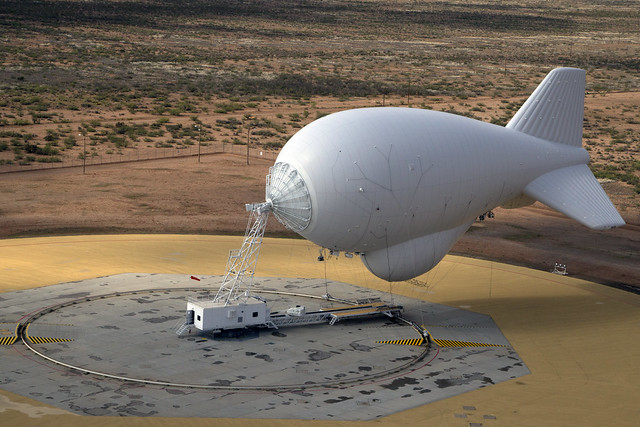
[
  {"left": 0, "top": 235, "right": 639, "bottom": 426},
  {"left": 0, "top": 273, "right": 525, "bottom": 419}
]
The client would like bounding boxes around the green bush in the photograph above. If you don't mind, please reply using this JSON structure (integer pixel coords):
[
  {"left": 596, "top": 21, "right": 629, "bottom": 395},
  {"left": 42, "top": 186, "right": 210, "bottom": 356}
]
[
  {"left": 37, "top": 156, "right": 62, "bottom": 163},
  {"left": 44, "top": 129, "right": 59, "bottom": 142},
  {"left": 108, "top": 134, "right": 129, "bottom": 148},
  {"left": 63, "top": 135, "right": 77, "bottom": 148},
  {"left": 24, "top": 143, "right": 59, "bottom": 156},
  {"left": 263, "top": 141, "right": 283, "bottom": 149},
  {"left": 215, "top": 102, "right": 244, "bottom": 114}
]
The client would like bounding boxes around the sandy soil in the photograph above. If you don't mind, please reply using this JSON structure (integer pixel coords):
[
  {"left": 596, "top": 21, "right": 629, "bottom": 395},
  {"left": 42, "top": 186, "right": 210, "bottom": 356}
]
[{"left": 1, "top": 152, "right": 638, "bottom": 288}]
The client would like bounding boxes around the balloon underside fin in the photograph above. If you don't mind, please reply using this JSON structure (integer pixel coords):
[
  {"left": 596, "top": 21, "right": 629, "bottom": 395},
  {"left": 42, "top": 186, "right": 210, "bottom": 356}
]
[
  {"left": 361, "top": 221, "right": 473, "bottom": 282},
  {"left": 524, "top": 164, "right": 625, "bottom": 230}
]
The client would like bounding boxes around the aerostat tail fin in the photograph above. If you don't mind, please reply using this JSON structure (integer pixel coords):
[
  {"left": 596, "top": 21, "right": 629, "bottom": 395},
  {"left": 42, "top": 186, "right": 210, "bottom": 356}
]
[
  {"left": 507, "top": 68, "right": 585, "bottom": 147},
  {"left": 524, "top": 164, "right": 625, "bottom": 230}
]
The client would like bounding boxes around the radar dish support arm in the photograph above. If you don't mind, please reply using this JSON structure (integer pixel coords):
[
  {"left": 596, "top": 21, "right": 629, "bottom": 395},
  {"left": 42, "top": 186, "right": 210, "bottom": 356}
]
[{"left": 213, "top": 202, "right": 271, "bottom": 305}]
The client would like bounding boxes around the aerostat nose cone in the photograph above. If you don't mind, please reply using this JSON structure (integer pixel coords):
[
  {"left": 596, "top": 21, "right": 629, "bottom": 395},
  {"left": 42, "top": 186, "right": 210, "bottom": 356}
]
[{"left": 266, "top": 162, "right": 312, "bottom": 233}]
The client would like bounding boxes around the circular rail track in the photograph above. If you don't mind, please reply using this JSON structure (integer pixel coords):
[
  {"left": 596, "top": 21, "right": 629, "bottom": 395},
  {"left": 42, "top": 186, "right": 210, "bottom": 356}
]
[{"left": 19, "top": 287, "right": 431, "bottom": 391}]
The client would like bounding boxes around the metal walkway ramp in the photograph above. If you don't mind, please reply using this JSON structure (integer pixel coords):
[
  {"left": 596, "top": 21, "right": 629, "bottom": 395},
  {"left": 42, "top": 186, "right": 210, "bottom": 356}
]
[
  {"left": 269, "top": 312, "right": 331, "bottom": 328},
  {"left": 268, "top": 302, "right": 403, "bottom": 329}
]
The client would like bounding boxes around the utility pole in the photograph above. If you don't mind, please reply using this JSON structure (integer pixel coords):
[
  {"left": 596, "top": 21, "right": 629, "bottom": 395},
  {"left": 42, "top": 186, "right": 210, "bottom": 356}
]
[
  {"left": 245, "top": 116, "right": 256, "bottom": 165},
  {"left": 246, "top": 126, "right": 252, "bottom": 165},
  {"left": 195, "top": 124, "right": 201, "bottom": 163},
  {"left": 79, "top": 132, "right": 86, "bottom": 174}
]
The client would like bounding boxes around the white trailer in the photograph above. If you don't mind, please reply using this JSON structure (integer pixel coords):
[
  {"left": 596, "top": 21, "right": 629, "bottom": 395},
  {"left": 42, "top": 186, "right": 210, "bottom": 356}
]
[{"left": 187, "top": 296, "right": 270, "bottom": 332}]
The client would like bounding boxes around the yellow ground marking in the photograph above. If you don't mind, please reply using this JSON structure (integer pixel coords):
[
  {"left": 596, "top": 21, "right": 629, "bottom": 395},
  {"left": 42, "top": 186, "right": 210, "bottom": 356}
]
[
  {"left": 376, "top": 338, "right": 424, "bottom": 346},
  {"left": 23, "top": 323, "right": 74, "bottom": 344},
  {"left": 27, "top": 337, "right": 74, "bottom": 344},
  {"left": 0, "top": 323, "right": 19, "bottom": 345},
  {"left": 0, "top": 234, "right": 639, "bottom": 427},
  {"left": 0, "top": 336, "right": 18, "bottom": 345},
  {"left": 431, "top": 338, "right": 505, "bottom": 348},
  {"left": 419, "top": 329, "right": 506, "bottom": 348},
  {"left": 376, "top": 336, "right": 504, "bottom": 348}
]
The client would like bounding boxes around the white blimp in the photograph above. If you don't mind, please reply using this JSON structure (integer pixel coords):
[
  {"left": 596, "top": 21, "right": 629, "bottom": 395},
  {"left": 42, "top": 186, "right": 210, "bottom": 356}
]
[{"left": 264, "top": 68, "right": 625, "bottom": 281}]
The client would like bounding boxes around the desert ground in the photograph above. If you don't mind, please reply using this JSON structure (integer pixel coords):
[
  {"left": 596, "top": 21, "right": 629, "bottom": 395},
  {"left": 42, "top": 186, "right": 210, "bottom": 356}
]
[{"left": 0, "top": 0, "right": 639, "bottom": 288}]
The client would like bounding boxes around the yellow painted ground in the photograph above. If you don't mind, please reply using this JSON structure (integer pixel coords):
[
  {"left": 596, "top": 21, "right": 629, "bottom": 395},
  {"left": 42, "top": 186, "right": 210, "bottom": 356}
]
[{"left": 1, "top": 235, "right": 639, "bottom": 426}]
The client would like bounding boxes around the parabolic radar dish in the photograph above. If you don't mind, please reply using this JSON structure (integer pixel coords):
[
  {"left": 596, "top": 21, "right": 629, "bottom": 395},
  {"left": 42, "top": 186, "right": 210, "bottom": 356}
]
[
  {"left": 265, "top": 68, "right": 624, "bottom": 282},
  {"left": 266, "top": 162, "right": 312, "bottom": 233}
]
